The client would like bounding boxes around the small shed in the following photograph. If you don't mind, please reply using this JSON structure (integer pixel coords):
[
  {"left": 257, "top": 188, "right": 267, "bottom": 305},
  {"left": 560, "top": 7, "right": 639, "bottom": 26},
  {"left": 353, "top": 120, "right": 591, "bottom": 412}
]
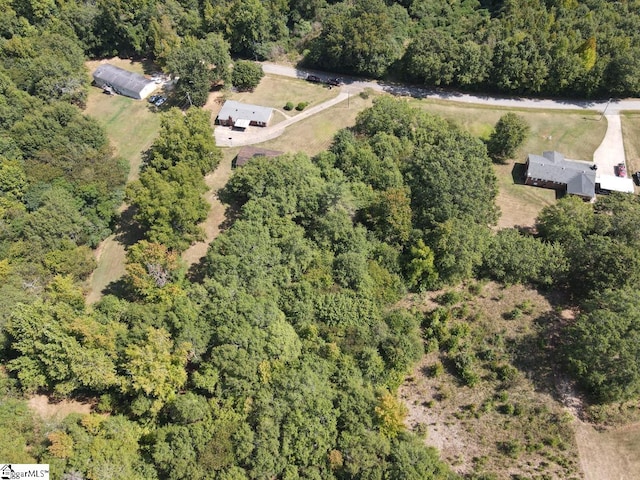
[
  {"left": 217, "top": 100, "right": 273, "bottom": 128},
  {"left": 93, "top": 64, "right": 156, "bottom": 100},
  {"left": 233, "top": 146, "right": 283, "bottom": 168}
]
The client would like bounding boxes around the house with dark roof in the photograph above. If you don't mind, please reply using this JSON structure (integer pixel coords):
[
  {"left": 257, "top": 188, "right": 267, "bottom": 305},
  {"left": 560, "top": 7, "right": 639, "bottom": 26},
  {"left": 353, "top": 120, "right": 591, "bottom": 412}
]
[
  {"left": 524, "top": 151, "right": 596, "bottom": 200},
  {"left": 233, "top": 146, "right": 283, "bottom": 168},
  {"left": 216, "top": 100, "right": 273, "bottom": 129},
  {"left": 92, "top": 64, "right": 156, "bottom": 100}
]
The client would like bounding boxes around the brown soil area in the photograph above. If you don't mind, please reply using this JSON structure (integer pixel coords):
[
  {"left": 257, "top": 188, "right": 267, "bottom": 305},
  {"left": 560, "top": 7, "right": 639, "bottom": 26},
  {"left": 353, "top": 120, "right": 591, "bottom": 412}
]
[
  {"left": 399, "top": 283, "right": 581, "bottom": 479},
  {"left": 28, "top": 395, "right": 93, "bottom": 421}
]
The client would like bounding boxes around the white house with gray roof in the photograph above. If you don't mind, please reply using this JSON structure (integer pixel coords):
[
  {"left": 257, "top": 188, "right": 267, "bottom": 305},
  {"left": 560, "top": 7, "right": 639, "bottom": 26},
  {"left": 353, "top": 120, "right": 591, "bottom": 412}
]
[
  {"left": 93, "top": 64, "right": 156, "bottom": 100},
  {"left": 216, "top": 100, "right": 273, "bottom": 129},
  {"left": 524, "top": 151, "right": 597, "bottom": 200}
]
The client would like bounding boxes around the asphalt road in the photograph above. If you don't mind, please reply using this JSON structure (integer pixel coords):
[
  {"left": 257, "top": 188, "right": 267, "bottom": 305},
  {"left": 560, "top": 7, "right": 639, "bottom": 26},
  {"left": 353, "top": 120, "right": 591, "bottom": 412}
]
[
  {"left": 217, "top": 61, "right": 637, "bottom": 179},
  {"left": 261, "top": 63, "right": 640, "bottom": 114}
]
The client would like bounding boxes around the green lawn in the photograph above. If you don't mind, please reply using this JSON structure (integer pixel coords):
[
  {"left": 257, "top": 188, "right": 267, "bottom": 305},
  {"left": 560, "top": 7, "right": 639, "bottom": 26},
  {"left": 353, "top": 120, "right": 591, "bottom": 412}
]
[
  {"left": 256, "top": 90, "right": 375, "bottom": 156},
  {"left": 408, "top": 99, "right": 607, "bottom": 228},
  {"left": 84, "top": 60, "right": 163, "bottom": 302},
  {"left": 84, "top": 75, "right": 162, "bottom": 181},
  {"left": 413, "top": 100, "right": 606, "bottom": 161},
  {"left": 229, "top": 73, "right": 340, "bottom": 118}
]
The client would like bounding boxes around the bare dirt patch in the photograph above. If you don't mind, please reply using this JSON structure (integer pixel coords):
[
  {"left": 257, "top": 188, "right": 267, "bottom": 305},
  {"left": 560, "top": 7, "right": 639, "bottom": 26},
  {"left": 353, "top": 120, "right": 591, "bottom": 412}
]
[
  {"left": 400, "top": 283, "right": 582, "bottom": 479},
  {"left": 202, "top": 90, "right": 226, "bottom": 120},
  {"left": 28, "top": 395, "right": 92, "bottom": 421}
]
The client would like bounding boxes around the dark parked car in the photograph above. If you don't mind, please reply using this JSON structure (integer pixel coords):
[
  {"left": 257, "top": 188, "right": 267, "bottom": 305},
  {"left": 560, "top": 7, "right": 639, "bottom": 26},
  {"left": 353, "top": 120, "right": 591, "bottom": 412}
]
[
  {"left": 633, "top": 171, "right": 640, "bottom": 185},
  {"left": 148, "top": 95, "right": 160, "bottom": 103},
  {"left": 326, "top": 77, "right": 342, "bottom": 86},
  {"left": 306, "top": 75, "right": 322, "bottom": 83},
  {"left": 154, "top": 96, "right": 167, "bottom": 107}
]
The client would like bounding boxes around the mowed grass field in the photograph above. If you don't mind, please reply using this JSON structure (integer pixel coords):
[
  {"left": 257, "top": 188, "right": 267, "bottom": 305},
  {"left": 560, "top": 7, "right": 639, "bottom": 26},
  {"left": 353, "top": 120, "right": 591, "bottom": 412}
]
[
  {"left": 256, "top": 91, "right": 375, "bottom": 156},
  {"left": 84, "top": 59, "right": 163, "bottom": 302},
  {"left": 84, "top": 63, "right": 163, "bottom": 181},
  {"left": 621, "top": 112, "right": 640, "bottom": 193},
  {"left": 411, "top": 100, "right": 607, "bottom": 228},
  {"left": 229, "top": 73, "right": 340, "bottom": 119}
]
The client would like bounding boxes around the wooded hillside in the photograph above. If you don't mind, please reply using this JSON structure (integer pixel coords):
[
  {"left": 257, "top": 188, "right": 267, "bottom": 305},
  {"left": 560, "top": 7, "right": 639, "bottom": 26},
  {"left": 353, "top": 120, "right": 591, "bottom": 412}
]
[{"left": 2, "top": 2, "right": 640, "bottom": 479}]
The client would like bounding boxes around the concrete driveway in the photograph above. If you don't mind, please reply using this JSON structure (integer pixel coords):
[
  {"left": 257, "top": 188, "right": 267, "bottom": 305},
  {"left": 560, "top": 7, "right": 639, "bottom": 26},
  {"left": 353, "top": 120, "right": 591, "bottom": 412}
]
[
  {"left": 593, "top": 115, "right": 626, "bottom": 178},
  {"left": 214, "top": 92, "right": 349, "bottom": 147}
]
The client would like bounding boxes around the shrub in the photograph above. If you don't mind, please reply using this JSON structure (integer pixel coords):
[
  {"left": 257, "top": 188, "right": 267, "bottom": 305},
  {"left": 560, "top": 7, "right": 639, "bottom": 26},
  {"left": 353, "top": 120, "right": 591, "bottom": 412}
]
[
  {"left": 431, "top": 361, "right": 445, "bottom": 378},
  {"left": 498, "top": 440, "right": 523, "bottom": 458},
  {"left": 295, "top": 101, "right": 309, "bottom": 111},
  {"left": 360, "top": 88, "right": 373, "bottom": 99},
  {"left": 453, "top": 350, "right": 480, "bottom": 386},
  {"left": 284, "top": 101, "right": 294, "bottom": 111},
  {"left": 436, "top": 290, "right": 463, "bottom": 306}
]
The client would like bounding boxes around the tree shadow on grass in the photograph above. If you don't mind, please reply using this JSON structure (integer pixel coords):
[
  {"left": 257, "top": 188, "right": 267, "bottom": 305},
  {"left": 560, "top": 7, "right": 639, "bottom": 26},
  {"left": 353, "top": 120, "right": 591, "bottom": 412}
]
[
  {"left": 113, "top": 205, "right": 145, "bottom": 247},
  {"left": 187, "top": 253, "right": 211, "bottom": 284},
  {"left": 100, "top": 277, "right": 137, "bottom": 302},
  {"left": 507, "top": 291, "right": 580, "bottom": 406},
  {"left": 511, "top": 162, "right": 527, "bottom": 184}
]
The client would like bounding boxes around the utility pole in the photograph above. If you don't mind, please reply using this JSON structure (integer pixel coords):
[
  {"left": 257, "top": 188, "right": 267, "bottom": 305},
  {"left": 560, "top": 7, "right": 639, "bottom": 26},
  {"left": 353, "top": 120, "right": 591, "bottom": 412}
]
[{"left": 599, "top": 97, "right": 612, "bottom": 121}]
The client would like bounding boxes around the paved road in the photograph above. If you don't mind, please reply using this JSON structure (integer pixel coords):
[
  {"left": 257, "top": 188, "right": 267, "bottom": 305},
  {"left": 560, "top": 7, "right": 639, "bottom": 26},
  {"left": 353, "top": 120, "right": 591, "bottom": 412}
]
[
  {"left": 261, "top": 63, "right": 640, "bottom": 114},
  {"left": 220, "top": 62, "right": 638, "bottom": 184}
]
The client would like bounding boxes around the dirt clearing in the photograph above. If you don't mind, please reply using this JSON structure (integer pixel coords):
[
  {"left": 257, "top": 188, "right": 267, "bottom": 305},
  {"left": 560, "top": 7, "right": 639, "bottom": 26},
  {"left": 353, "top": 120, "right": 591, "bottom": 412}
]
[
  {"left": 400, "top": 283, "right": 581, "bottom": 479},
  {"left": 28, "top": 395, "right": 92, "bottom": 421}
]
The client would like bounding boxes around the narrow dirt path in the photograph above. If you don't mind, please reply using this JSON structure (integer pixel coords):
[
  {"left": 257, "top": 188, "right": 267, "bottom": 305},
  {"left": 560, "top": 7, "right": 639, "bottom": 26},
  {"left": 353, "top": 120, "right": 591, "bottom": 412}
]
[
  {"left": 86, "top": 234, "right": 127, "bottom": 304},
  {"left": 181, "top": 154, "right": 234, "bottom": 267}
]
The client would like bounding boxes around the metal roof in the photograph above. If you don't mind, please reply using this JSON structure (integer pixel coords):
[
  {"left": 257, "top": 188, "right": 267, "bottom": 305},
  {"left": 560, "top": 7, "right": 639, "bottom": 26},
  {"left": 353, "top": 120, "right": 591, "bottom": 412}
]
[
  {"left": 235, "top": 146, "right": 283, "bottom": 167},
  {"left": 597, "top": 174, "right": 635, "bottom": 193},
  {"left": 217, "top": 100, "right": 273, "bottom": 125},
  {"left": 93, "top": 64, "right": 154, "bottom": 95},
  {"left": 527, "top": 151, "right": 596, "bottom": 198}
]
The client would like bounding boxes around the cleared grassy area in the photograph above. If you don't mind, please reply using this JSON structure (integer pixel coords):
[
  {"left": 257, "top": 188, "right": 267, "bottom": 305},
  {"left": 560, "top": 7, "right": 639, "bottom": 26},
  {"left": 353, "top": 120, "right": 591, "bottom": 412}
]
[
  {"left": 256, "top": 91, "right": 375, "bottom": 156},
  {"left": 181, "top": 148, "right": 239, "bottom": 267},
  {"left": 409, "top": 100, "right": 606, "bottom": 228},
  {"left": 575, "top": 421, "right": 640, "bottom": 480},
  {"left": 414, "top": 100, "right": 606, "bottom": 160},
  {"left": 399, "top": 282, "right": 581, "bottom": 480},
  {"left": 84, "top": 60, "right": 163, "bottom": 302},
  {"left": 229, "top": 73, "right": 340, "bottom": 118},
  {"left": 621, "top": 112, "right": 640, "bottom": 194},
  {"left": 493, "top": 163, "right": 557, "bottom": 229},
  {"left": 84, "top": 62, "right": 163, "bottom": 182},
  {"left": 84, "top": 90, "right": 162, "bottom": 182}
]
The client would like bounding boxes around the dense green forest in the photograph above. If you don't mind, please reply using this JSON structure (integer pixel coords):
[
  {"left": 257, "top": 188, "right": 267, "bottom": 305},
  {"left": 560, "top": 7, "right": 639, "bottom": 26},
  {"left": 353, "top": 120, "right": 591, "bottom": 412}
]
[
  {"left": 3, "top": 0, "right": 640, "bottom": 98},
  {"left": 3, "top": 1, "right": 640, "bottom": 479}
]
